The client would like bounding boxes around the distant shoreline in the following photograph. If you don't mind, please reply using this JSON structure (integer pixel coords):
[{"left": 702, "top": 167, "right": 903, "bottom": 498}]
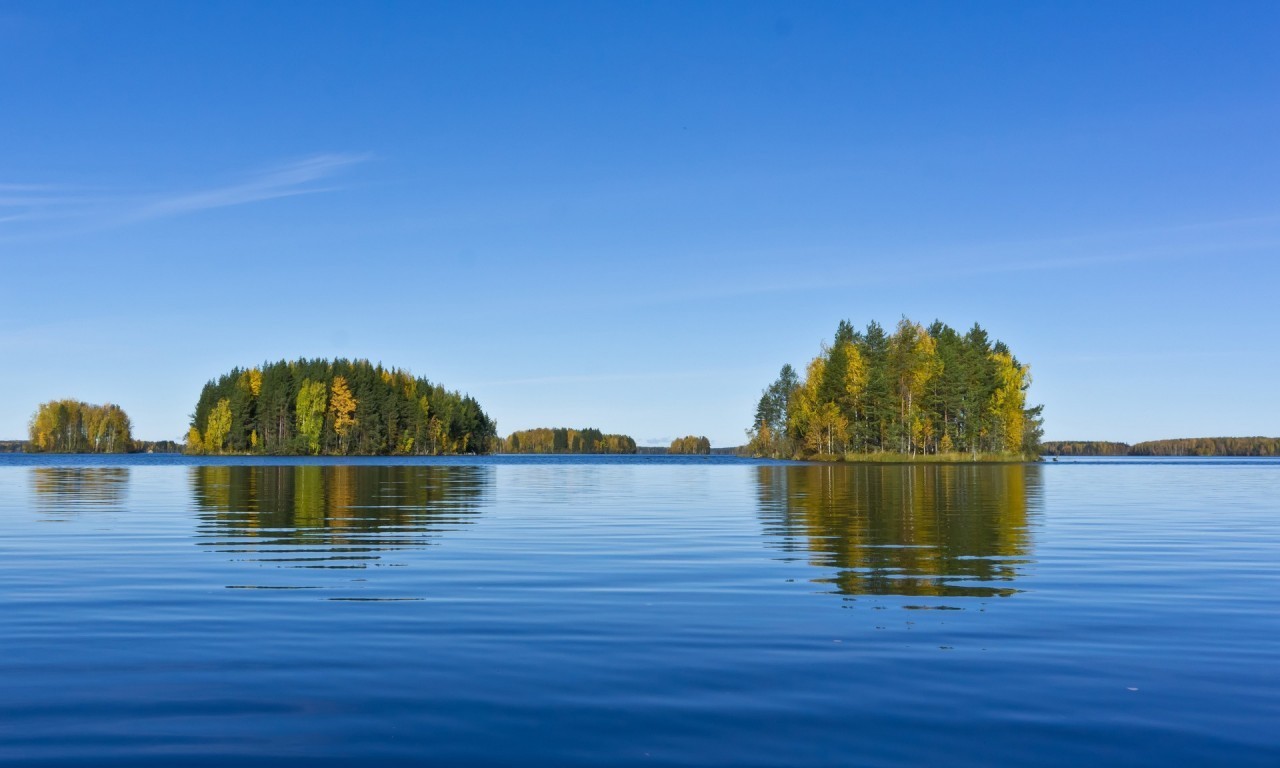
[
  {"left": 0, "top": 440, "right": 182, "bottom": 455},
  {"left": 1041, "top": 437, "right": 1279, "bottom": 458}
]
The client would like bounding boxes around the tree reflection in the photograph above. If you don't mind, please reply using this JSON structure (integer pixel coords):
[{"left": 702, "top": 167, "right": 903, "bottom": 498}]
[
  {"left": 190, "top": 465, "right": 492, "bottom": 560},
  {"left": 30, "top": 467, "right": 129, "bottom": 517},
  {"left": 756, "top": 464, "right": 1040, "bottom": 598}
]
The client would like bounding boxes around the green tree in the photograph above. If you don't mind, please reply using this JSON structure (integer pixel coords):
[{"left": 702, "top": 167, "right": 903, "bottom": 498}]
[
  {"left": 749, "top": 364, "right": 799, "bottom": 458},
  {"left": 960, "top": 324, "right": 996, "bottom": 455},
  {"left": 296, "top": 379, "right": 327, "bottom": 455},
  {"left": 857, "top": 320, "right": 893, "bottom": 451},
  {"left": 888, "top": 318, "right": 941, "bottom": 455}
]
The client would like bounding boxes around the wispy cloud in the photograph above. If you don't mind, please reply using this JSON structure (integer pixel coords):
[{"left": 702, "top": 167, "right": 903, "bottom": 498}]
[
  {"left": 0, "top": 183, "right": 67, "bottom": 192},
  {"left": 0, "top": 153, "right": 367, "bottom": 238},
  {"left": 0, "top": 184, "right": 103, "bottom": 212},
  {"left": 130, "top": 153, "right": 367, "bottom": 220}
]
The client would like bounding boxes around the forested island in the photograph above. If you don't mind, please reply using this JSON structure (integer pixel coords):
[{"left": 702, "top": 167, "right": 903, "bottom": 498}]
[
  {"left": 668, "top": 435, "right": 712, "bottom": 455},
  {"left": 187, "top": 359, "right": 496, "bottom": 455},
  {"left": 747, "top": 317, "right": 1043, "bottom": 461},
  {"left": 14, "top": 352, "right": 1271, "bottom": 462},
  {"left": 499, "top": 428, "right": 636, "bottom": 454},
  {"left": 27, "top": 400, "right": 134, "bottom": 453},
  {"left": 15, "top": 397, "right": 184, "bottom": 454},
  {"left": 1043, "top": 437, "right": 1280, "bottom": 457}
]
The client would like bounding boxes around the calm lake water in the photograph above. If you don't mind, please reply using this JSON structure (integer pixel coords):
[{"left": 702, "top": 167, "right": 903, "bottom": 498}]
[{"left": 1, "top": 455, "right": 1277, "bottom": 766}]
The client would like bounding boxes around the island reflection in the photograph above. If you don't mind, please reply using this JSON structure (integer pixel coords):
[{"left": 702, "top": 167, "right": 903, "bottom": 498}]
[
  {"left": 190, "top": 465, "right": 493, "bottom": 569},
  {"left": 755, "top": 464, "right": 1040, "bottom": 599},
  {"left": 30, "top": 467, "right": 130, "bottom": 517}
]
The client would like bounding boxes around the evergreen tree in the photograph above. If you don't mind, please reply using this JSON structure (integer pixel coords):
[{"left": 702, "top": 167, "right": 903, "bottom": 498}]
[
  {"left": 749, "top": 364, "right": 799, "bottom": 457},
  {"left": 186, "top": 359, "right": 496, "bottom": 456},
  {"left": 751, "top": 317, "right": 1042, "bottom": 460},
  {"left": 857, "top": 321, "right": 893, "bottom": 451}
]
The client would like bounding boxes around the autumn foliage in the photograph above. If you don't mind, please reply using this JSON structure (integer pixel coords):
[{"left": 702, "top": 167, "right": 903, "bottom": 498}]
[
  {"left": 748, "top": 317, "right": 1043, "bottom": 460},
  {"left": 668, "top": 435, "right": 711, "bottom": 454},
  {"left": 500, "top": 428, "right": 636, "bottom": 454},
  {"left": 28, "top": 400, "right": 133, "bottom": 453},
  {"left": 187, "top": 359, "right": 496, "bottom": 455}
]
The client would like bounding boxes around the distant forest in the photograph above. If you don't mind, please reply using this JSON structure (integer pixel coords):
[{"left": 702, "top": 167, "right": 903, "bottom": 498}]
[
  {"left": 635, "top": 445, "right": 744, "bottom": 455},
  {"left": 668, "top": 435, "right": 712, "bottom": 455},
  {"left": 1043, "top": 437, "right": 1280, "bottom": 457},
  {"left": 27, "top": 400, "right": 133, "bottom": 453},
  {"left": 5, "top": 437, "right": 183, "bottom": 454},
  {"left": 187, "top": 359, "right": 496, "bottom": 455},
  {"left": 500, "top": 428, "right": 636, "bottom": 454},
  {"left": 748, "top": 317, "right": 1042, "bottom": 460},
  {"left": 1038, "top": 441, "right": 1131, "bottom": 456}
]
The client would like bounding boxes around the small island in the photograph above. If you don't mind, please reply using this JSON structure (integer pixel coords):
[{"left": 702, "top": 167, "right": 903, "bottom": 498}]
[
  {"left": 27, "top": 400, "right": 134, "bottom": 454},
  {"left": 186, "top": 359, "right": 497, "bottom": 455},
  {"left": 500, "top": 428, "right": 637, "bottom": 454},
  {"left": 668, "top": 435, "right": 712, "bottom": 455},
  {"left": 747, "top": 317, "right": 1043, "bottom": 462}
]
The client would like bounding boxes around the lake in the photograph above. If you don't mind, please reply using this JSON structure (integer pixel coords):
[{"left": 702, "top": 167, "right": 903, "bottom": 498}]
[{"left": 1, "top": 455, "right": 1277, "bottom": 766}]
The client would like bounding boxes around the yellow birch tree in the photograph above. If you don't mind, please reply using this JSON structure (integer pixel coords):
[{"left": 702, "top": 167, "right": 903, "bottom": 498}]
[
  {"left": 204, "top": 398, "right": 232, "bottom": 454},
  {"left": 988, "top": 351, "right": 1028, "bottom": 453},
  {"left": 328, "top": 376, "right": 358, "bottom": 453}
]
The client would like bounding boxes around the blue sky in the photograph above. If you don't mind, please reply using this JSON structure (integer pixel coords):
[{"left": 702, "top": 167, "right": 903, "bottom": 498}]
[{"left": 2, "top": 1, "right": 1278, "bottom": 444}]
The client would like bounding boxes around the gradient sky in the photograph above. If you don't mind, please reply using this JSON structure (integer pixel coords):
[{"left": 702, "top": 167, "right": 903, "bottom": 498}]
[{"left": 2, "top": 1, "right": 1278, "bottom": 445}]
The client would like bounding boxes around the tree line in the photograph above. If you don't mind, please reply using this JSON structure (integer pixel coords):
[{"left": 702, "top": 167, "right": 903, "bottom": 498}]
[
  {"left": 747, "top": 317, "right": 1043, "bottom": 460},
  {"left": 27, "top": 400, "right": 133, "bottom": 453},
  {"left": 499, "top": 428, "right": 636, "bottom": 454},
  {"left": 1038, "top": 441, "right": 1131, "bottom": 456},
  {"left": 1043, "top": 437, "right": 1279, "bottom": 457},
  {"left": 187, "top": 359, "right": 496, "bottom": 455},
  {"left": 668, "top": 435, "right": 711, "bottom": 454}
]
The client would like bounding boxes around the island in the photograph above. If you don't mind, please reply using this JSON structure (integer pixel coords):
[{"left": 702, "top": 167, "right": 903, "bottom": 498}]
[
  {"left": 668, "top": 435, "right": 712, "bottom": 455},
  {"left": 186, "top": 359, "right": 496, "bottom": 455},
  {"left": 500, "top": 428, "right": 636, "bottom": 454},
  {"left": 746, "top": 317, "right": 1043, "bottom": 462},
  {"left": 27, "top": 400, "right": 134, "bottom": 453}
]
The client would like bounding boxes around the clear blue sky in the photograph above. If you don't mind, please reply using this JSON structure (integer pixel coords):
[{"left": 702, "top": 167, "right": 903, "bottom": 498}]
[{"left": 2, "top": 1, "right": 1278, "bottom": 445}]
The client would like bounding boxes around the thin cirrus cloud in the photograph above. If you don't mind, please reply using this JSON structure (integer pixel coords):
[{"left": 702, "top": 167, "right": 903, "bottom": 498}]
[
  {"left": 0, "top": 153, "right": 367, "bottom": 237},
  {"left": 129, "top": 153, "right": 367, "bottom": 220},
  {"left": 0, "top": 183, "right": 102, "bottom": 223}
]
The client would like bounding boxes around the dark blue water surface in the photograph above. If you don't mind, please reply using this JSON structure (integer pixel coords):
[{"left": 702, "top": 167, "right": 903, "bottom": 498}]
[{"left": 1, "top": 455, "right": 1277, "bottom": 766}]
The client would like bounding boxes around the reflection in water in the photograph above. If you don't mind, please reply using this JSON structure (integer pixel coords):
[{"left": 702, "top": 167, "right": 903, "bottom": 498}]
[
  {"left": 756, "top": 464, "right": 1040, "bottom": 600},
  {"left": 30, "top": 468, "right": 129, "bottom": 517},
  {"left": 191, "top": 465, "right": 492, "bottom": 580}
]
